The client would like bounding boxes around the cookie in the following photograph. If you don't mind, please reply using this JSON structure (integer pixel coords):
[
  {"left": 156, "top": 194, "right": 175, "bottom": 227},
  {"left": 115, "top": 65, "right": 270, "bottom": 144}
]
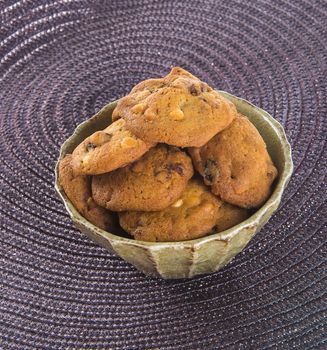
[
  {"left": 92, "top": 144, "right": 194, "bottom": 212},
  {"left": 58, "top": 155, "right": 113, "bottom": 230},
  {"left": 213, "top": 202, "right": 251, "bottom": 232},
  {"left": 71, "top": 118, "right": 154, "bottom": 175},
  {"left": 119, "top": 179, "right": 223, "bottom": 242},
  {"left": 189, "top": 114, "right": 278, "bottom": 208},
  {"left": 112, "top": 67, "right": 237, "bottom": 147}
]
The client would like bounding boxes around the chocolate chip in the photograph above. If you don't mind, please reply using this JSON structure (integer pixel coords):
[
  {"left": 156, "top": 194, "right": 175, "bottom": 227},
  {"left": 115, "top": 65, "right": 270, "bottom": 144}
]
[
  {"left": 204, "top": 166, "right": 213, "bottom": 183},
  {"left": 175, "top": 166, "right": 184, "bottom": 176},
  {"left": 190, "top": 84, "right": 199, "bottom": 96},
  {"left": 204, "top": 159, "right": 218, "bottom": 183},
  {"left": 86, "top": 143, "right": 97, "bottom": 151},
  {"left": 171, "top": 163, "right": 185, "bottom": 176},
  {"left": 165, "top": 163, "right": 185, "bottom": 176}
]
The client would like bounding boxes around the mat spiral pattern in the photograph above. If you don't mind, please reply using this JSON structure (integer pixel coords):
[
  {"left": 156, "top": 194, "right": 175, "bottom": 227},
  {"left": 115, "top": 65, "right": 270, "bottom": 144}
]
[{"left": 1, "top": 1, "right": 326, "bottom": 349}]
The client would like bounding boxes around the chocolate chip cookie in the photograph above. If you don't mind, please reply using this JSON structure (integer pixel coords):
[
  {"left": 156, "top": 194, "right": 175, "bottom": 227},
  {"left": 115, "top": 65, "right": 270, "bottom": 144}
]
[
  {"left": 119, "top": 179, "right": 223, "bottom": 242},
  {"left": 58, "top": 155, "right": 113, "bottom": 230},
  {"left": 112, "top": 67, "right": 237, "bottom": 147},
  {"left": 92, "top": 145, "right": 194, "bottom": 212},
  {"left": 189, "top": 114, "right": 278, "bottom": 208},
  {"left": 71, "top": 119, "right": 154, "bottom": 175}
]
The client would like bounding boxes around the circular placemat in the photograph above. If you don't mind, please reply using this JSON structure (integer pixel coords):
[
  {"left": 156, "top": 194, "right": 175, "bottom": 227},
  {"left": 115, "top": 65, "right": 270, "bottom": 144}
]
[{"left": 1, "top": 1, "right": 326, "bottom": 349}]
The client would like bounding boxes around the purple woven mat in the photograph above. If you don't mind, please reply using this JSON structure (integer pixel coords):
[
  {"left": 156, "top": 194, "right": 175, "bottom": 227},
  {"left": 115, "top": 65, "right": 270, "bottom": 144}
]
[{"left": 1, "top": 1, "right": 326, "bottom": 349}]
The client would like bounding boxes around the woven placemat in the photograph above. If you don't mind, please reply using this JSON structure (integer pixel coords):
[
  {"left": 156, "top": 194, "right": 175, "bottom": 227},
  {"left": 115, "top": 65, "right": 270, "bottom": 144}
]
[{"left": 1, "top": 1, "right": 326, "bottom": 349}]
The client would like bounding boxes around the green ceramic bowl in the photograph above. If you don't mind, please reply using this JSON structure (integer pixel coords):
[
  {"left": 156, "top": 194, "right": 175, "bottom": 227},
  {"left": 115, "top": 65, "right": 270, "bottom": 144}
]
[{"left": 55, "top": 91, "right": 293, "bottom": 279}]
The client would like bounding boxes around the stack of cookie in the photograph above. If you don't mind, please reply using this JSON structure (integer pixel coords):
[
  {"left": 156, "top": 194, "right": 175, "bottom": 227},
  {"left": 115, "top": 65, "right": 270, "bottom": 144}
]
[{"left": 59, "top": 67, "right": 278, "bottom": 242}]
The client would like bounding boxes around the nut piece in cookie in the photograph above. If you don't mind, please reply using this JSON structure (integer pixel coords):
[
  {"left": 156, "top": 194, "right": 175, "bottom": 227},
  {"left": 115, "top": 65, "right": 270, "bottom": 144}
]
[
  {"left": 119, "top": 179, "right": 223, "bottom": 242},
  {"left": 92, "top": 145, "right": 194, "bottom": 212},
  {"left": 58, "top": 155, "right": 113, "bottom": 230},
  {"left": 213, "top": 202, "right": 251, "bottom": 232},
  {"left": 112, "top": 67, "right": 237, "bottom": 147},
  {"left": 189, "top": 113, "right": 278, "bottom": 208},
  {"left": 71, "top": 119, "right": 155, "bottom": 175}
]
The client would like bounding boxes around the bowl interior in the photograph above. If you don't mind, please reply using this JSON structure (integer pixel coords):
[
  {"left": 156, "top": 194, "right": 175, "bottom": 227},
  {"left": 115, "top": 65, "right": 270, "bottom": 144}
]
[{"left": 55, "top": 91, "right": 292, "bottom": 246}]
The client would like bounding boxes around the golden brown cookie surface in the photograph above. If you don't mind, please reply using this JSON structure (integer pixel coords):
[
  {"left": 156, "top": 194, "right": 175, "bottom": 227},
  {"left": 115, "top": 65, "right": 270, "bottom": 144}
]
[
  {"left": 119, "top": 179, "right": 223, "bottom": 242},
  {"left": 189, "top": 114, "right": 278, "bottom": 208},
  {"left": 58, "top": 155, "right": 113, "bottom": 230},
  {"left": 71, "top": 119, "right": 154, "bottom": 175},
  {"left": 213, "top": 202, "right": 251, "bottom": 232},
  {"left": 112, "top": 67, "right": 236, "bottom": 147},
  {"left": 92, "top": 145, "right": 194, "bottom": 212}
]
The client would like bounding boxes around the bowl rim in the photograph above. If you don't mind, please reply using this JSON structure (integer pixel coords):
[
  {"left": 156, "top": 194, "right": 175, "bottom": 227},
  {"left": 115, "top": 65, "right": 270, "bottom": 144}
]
[{"left": 54, "top": 91, "right": 293, "bottom": 249}]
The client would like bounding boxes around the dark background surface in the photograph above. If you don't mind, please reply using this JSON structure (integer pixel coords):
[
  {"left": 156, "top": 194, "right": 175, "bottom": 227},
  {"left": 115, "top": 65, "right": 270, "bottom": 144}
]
[{"left": 0, "top": 1, "right": 326, "bottom": 349}]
